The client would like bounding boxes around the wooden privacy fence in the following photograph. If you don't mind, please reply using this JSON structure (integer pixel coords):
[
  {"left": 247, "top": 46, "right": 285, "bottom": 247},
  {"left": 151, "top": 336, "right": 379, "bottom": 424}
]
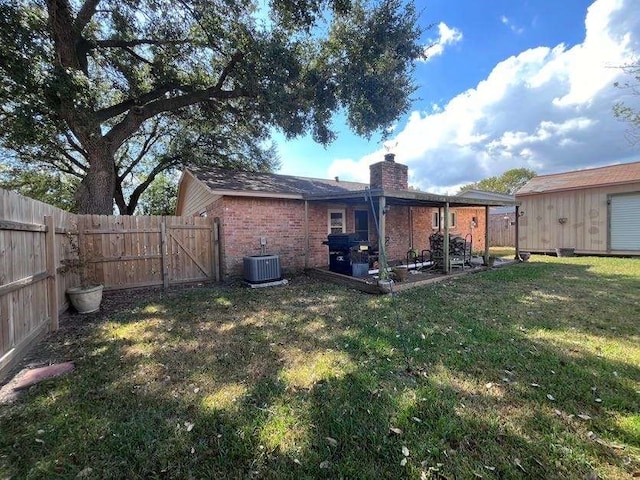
[
  {"left": 0, "top": 189, "right": 77, "bottom": 377},
  {"left": 489, "top": 212, "right": 516, "bottom": 247},
  {"left": 0, "top": 187, "right": 220, "bottom": 380},
  {"left": 77, "top": 215, "right": 219, "bottom": 290}
]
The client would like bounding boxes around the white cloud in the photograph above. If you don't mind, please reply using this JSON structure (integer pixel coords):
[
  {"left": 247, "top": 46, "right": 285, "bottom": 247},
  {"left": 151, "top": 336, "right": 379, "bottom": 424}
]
[
  {"left": 500, "top": 15, "right": 524, "bottom": 34},
  {"left": 328, "top": 0, "right": 640, "bottom": 194},
  {"left": 423, "top": 22, "right": 463, "bottom": 60}
]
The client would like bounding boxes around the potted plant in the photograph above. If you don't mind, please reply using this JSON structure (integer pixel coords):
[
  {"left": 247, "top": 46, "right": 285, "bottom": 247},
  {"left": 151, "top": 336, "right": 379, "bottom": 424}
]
[
  {"left": 376, "top": 256, "right": 394, "bottom": 293},
  {"left": 62, "top": 235, "right": 103, "bottom": 314},
  {"left": 391, "top": 266, "right": 408, "bottom": 282},
  {"left": 350, "top": 248, "right": 370, "bottom": 277}
]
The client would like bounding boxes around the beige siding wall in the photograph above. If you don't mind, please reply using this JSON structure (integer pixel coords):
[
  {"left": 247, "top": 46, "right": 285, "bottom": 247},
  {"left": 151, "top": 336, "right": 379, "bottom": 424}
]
[
  {"left": 177, "top": 173, "right": 218, "bottom": 217},
  {"left": 517, "top": 183, "right": 640, "bottom": 254}
]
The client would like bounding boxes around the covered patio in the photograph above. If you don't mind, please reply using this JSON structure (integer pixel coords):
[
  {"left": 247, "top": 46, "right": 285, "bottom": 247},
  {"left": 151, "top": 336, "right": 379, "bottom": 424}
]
[{"left": 304, "top": 187, "right": 521, "bottom": 292}]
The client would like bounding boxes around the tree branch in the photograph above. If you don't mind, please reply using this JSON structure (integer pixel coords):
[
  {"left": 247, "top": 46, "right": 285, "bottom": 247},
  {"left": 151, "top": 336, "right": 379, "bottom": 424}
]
[
  {"left": 74, "top": 0, "right": 100, "bottom": 34},
  {"left": 63, "top": 131, "right": 88, "bottom": 159},
  {"left": 92, "top": 38, "right": 190, "bottom": 49},
  {"left": 104, "top": 86, "right": 246, "bottom": 152},
  {"left": 215, "top": 50, "right": 243, "bottom": 90},
  {"left": 123, "top": 46, "right": 153, "bottom": 65},
  {"left": 95, "top": 84, "right": 179, "bottom": 121},
  {"left": 118, "top": 121, "right": 162, "bottom": 181},
  {"left": 125, "top": 156, "right": 179, "bottom": 214}
]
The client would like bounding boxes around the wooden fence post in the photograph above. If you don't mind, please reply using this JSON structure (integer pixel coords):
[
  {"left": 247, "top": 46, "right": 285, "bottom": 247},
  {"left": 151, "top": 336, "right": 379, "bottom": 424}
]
[
  {"left": 44, "top": 216, "right": 59, "bottom": 331},
  {"left": 160, "top": 220, "right": 169, "bottom": 288},
  {"left": 212, "top": 219, "right": 220, "bottom": 282}
]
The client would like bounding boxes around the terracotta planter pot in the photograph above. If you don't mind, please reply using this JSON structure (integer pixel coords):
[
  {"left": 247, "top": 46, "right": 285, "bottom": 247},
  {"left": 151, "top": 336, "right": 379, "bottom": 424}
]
[{"left": 67, "top": 285, "right": 104, "bottom": 314}]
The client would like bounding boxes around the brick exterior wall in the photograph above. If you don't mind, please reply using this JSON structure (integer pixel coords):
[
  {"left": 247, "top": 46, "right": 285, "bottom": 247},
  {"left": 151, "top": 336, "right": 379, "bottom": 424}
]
[
  {"left": 369, "top": 160, "right": 408, "bottom": 190},
  {"left": 200, "top": 196, "right": 487, "bottom": 277},
  {"left": 384, "top": 206, "right": 486, "bottom": 263}
]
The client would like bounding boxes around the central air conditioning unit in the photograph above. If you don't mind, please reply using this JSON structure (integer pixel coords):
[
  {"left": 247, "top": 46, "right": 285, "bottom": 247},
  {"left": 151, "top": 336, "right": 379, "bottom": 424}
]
[{"left": 243, "top": 255, "right": 281, "bottom": 283}]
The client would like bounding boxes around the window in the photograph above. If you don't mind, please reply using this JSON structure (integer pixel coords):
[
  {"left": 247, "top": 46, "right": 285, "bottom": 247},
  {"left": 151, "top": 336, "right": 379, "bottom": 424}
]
[
  {"left": 354, "top": 210, "right": 369, "bottom": 241},
  {"left": 433, "top": 210, "right": 456, "bottom": 229},
  {"left": 328, "top": 209, "right": 346, "bottom": 234}
]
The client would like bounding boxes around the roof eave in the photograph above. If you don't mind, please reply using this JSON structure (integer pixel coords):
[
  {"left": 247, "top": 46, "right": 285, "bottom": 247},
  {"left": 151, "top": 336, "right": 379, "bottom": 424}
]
[
  {"left": 305, "top": 188, "right": 520, "bottom": 207},
  {"left": 516, "top": 178, "right": 640, "bottom": 197}
]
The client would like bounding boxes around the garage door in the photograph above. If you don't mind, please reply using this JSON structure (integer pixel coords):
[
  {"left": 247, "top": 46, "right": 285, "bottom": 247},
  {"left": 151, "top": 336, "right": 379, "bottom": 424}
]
[{"left": 610, "top": 193, "right": 640, "bottom": 250}]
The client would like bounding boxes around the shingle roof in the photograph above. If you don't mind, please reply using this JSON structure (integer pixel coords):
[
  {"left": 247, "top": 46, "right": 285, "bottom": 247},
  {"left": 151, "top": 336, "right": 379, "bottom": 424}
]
[
  {"left": 516, "top": 161, "right": 640, "bottom": 195},
  {"left": 188, "top": 165, "right": 368, "bottom": 196}
]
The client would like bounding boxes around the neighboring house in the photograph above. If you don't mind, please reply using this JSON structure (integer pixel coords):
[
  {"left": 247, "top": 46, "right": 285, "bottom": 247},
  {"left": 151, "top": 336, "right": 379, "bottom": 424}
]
[
  {"left": 176, "top": 155, "right": 518, "bottom": 277},
  {"left": 516, "top": 161, "right": 640, "bottom": 255},
  {"left": 458, "top": 190, "right": 517, "bottom": 247}
]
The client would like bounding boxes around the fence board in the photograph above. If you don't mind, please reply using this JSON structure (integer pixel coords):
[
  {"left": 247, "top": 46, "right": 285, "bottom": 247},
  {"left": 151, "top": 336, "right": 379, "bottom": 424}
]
[
  {"left": 1, "top": 188, "right": 219, "bottom": 380},
  {"left": 0, "top": 188, "right": 77, "bottom": 379},
  {"left": 489, "top": 213, "right": 516, "bottom": 247},
  {"left": 77, "top": 215, "right": 215, "bottom": 290}
]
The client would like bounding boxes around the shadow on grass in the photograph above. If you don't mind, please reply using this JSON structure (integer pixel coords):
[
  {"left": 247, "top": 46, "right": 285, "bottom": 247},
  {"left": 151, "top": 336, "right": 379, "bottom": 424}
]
[{"left": 0, "top": 260, "right": 638, "bottom": 479}]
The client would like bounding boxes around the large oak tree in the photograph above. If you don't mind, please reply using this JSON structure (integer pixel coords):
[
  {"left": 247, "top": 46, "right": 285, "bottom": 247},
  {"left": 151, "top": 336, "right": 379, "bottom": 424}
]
[{"left": 0, "top": 0, "right": 423, "bottom": 214}]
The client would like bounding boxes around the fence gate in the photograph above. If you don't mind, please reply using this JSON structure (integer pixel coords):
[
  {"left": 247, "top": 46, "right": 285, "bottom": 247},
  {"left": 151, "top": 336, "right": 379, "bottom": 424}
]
[
  {"left": 78, "top": 215, "right": 218, "bottom": 290},
  {"left": 489, "top": 212, "right": 515, "bottom": 247}
]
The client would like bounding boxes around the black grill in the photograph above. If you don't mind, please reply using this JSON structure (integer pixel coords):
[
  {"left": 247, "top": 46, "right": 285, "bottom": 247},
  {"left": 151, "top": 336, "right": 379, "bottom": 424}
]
[{"left": 323, "top": 234, "right": 371, "bottom": 276}]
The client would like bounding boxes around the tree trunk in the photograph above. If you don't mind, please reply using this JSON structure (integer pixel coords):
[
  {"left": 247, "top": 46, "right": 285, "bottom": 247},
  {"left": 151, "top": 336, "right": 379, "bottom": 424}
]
[{"left": 74, "top": 150, "right": 116, "bottom": 214}]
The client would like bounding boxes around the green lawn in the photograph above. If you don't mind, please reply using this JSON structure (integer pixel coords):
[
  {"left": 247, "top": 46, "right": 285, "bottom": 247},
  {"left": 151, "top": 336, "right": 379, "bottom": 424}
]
[{"left": 1, "top": 255, "right": 639, "bottom": 479}]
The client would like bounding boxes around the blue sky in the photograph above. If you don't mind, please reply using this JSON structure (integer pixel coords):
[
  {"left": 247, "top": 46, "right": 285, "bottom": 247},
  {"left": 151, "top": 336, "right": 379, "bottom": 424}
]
[{"left": 274, "top": 0, "right": 640, "bottom": 193}]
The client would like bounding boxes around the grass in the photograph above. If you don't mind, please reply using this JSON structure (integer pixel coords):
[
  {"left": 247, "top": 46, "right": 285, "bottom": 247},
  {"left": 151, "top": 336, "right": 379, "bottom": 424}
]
[{"left": 1, "top": 255, "right": 639, "bottom": 479}]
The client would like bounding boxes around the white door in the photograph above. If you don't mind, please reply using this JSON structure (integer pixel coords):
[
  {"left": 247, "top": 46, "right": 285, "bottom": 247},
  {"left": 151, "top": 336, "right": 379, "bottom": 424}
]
[{"left": 610, "top": 193, "right": 640, "bottom": 250}]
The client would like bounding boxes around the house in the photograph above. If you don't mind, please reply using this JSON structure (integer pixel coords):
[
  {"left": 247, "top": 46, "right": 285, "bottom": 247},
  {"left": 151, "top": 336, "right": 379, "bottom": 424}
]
[
  {"left": 458, "top": 190, "right": 517, "bottom": 247},
  {"left": 176, "top": 155, "right": 519, "bottom": 277},
  {"left": 515, "top": 161, "right": 640, "bottom": 255}
]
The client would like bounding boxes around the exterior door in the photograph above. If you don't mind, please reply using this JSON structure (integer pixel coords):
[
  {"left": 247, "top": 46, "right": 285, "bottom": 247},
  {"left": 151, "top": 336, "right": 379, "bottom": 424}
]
[{"left": 354, "top": 210, "right": 369, "bottom": 241}]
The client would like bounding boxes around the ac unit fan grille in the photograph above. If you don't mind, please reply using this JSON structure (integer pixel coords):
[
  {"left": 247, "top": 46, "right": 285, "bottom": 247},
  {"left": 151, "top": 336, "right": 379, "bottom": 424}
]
[{"left": 243, "top": 255, "right": 281, "bottom": 283}]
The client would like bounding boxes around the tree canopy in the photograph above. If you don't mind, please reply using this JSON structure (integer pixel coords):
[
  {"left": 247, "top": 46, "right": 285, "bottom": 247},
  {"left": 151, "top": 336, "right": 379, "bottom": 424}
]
[
  {"left": 458, "top": 168, "right": 536, "bottom": 195},
  {"left": 613, "top": 61, "right": 640, "bottom": 145},
  {"left": 0, "top": 0, "right": 423, "bottom": 214}
]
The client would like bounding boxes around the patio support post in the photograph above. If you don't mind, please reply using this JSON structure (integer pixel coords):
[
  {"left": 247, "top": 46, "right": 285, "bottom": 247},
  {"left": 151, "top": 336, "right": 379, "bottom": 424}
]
[
  {"left": 484, "top": 205, "right": 490, "bottom": 265},
  {"left": 443, "top": 202, "right": 450, "bottom": 273},
  {"left": 304, "top": 200, "right": 310, "bottom": 269},
  {"left": 514, "top": 205, "right": 520, "bottom": 261},
  {"left": 378, "top": 195, "right": 386, "bottom": 269}
]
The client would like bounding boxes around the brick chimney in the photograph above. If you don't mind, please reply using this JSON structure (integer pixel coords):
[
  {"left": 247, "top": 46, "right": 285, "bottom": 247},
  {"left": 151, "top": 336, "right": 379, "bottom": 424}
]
[{"left": 369, "top": 153, "right": 408, "bottom": 190}]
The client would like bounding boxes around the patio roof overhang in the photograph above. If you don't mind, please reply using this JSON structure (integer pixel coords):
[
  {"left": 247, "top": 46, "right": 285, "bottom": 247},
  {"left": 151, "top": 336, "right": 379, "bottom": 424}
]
[
  {"left": 303, "top": 188, "right": 522, "bottom": 275},
  {"left": 304, "top": 188, "right": 521, "bottom": 208}
]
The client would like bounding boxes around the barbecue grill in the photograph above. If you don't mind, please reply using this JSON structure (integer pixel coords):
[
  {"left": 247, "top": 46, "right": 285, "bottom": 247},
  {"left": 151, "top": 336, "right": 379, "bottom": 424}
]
[{"left": 323, "top": 233, "right": 371, "bottom": 276}]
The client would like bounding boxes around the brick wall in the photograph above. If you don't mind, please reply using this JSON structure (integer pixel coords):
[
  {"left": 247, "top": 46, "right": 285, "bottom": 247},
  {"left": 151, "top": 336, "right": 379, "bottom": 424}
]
[
  {"left": 202, "top": 195, "right": 488, "bottom": 277},
  {"left": 215, "top": 197, "right": 307, "bottom": 276},
  {"left": 369, "top": 160, "right": 408, "bottom": 190}
]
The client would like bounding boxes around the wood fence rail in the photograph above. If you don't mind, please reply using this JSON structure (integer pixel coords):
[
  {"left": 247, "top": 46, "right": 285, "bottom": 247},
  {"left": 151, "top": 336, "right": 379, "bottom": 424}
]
[{"left": 1, "top": 188, "right": 220, "bottom": 380}]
